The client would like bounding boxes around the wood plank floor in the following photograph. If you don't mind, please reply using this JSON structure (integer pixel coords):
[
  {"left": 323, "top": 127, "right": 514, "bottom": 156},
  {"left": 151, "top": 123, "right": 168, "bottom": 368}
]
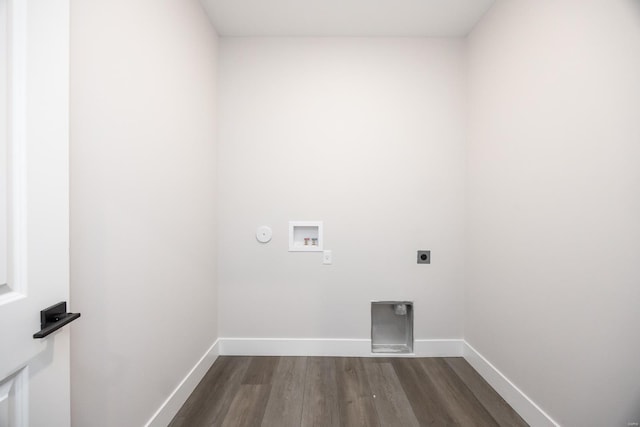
[{"left": 169, "top": 357, "right": 528, "bottom": 427}]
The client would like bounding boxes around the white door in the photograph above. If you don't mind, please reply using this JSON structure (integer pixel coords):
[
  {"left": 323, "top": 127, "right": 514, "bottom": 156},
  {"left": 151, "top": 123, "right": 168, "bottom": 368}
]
[{"left": 0, "top": 0, "right": 71, "bottom": 426}]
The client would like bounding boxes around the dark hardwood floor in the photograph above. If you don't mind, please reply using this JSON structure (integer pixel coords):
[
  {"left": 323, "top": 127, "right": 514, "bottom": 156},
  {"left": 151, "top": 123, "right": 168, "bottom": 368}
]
[{"left": 169, "top": 356, "right": 528, "bottom": 427}]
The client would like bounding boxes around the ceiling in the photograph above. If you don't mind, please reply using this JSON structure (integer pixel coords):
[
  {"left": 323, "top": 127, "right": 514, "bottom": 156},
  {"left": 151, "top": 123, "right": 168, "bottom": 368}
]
[{"left": 202, "top": 0, "right": 496, "bottom": 37}]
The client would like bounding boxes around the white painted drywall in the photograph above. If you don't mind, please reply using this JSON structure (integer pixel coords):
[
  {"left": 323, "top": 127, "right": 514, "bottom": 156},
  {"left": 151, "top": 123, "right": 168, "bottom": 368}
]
[
  {"left": 203, "top": 0, "right": 494, "bottom": 37},
  {"left": 69, "top": 0, "right": 219, "bottom": 425},
  {"left": 217, "top": 38, "right": 466, "bottom": 341},
  {"left": 466, "top": 1, "right": 640, "bottom": 425}
]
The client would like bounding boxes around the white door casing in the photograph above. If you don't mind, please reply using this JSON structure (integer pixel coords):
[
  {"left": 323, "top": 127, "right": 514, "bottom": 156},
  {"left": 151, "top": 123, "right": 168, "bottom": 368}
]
[
  {"left": 0, "top": 0, "right": 9, "bottom": 291},
  {"left": 0, "top": 0, "right": 71, "bottom": 426}
]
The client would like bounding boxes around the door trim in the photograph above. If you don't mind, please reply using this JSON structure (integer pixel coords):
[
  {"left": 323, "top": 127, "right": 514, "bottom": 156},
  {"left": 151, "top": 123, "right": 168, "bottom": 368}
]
[{"left": 1, "top": 0, "right": 28, "bottom": 305}]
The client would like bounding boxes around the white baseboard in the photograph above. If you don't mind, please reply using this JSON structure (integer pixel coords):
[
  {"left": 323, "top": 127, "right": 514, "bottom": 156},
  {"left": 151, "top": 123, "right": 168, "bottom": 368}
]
[
  {"left": 144, "top": 339, "right": 220, "bottom": 427},
  {"left": 218, "top": 337, "right": 464, "bottom": 357},
  {"left": 414, "top": 339, "right": 464, "bottom": 357},
  {"left": 463, "top": 341, "right": 559, "bottom": 427}
]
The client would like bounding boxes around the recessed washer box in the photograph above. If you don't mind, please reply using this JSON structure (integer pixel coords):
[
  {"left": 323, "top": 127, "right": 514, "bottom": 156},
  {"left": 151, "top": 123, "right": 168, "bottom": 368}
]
[
  {"left": 371, "top": 301, "right": 414, "bottom": 354},
  {"left": 288, "top": 221, "right": 323, "bottom": 252}
]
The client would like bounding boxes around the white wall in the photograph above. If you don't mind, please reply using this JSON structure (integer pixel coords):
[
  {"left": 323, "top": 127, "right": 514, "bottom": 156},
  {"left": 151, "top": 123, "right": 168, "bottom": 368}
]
[
  {"left": 466, "top": 1, "right": 640, "bottom": 425},
  {"left": 217, "top": 38, "right": 466, "bottom": 341},
  {"left": 69, "top": 0, "right": 219, "bottom": 425}
]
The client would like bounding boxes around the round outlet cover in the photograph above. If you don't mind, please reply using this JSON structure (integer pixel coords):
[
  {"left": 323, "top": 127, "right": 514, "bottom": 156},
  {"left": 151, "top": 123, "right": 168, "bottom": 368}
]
[{"left": 256, "top": 226, "right": 272, "bottom": 243}]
